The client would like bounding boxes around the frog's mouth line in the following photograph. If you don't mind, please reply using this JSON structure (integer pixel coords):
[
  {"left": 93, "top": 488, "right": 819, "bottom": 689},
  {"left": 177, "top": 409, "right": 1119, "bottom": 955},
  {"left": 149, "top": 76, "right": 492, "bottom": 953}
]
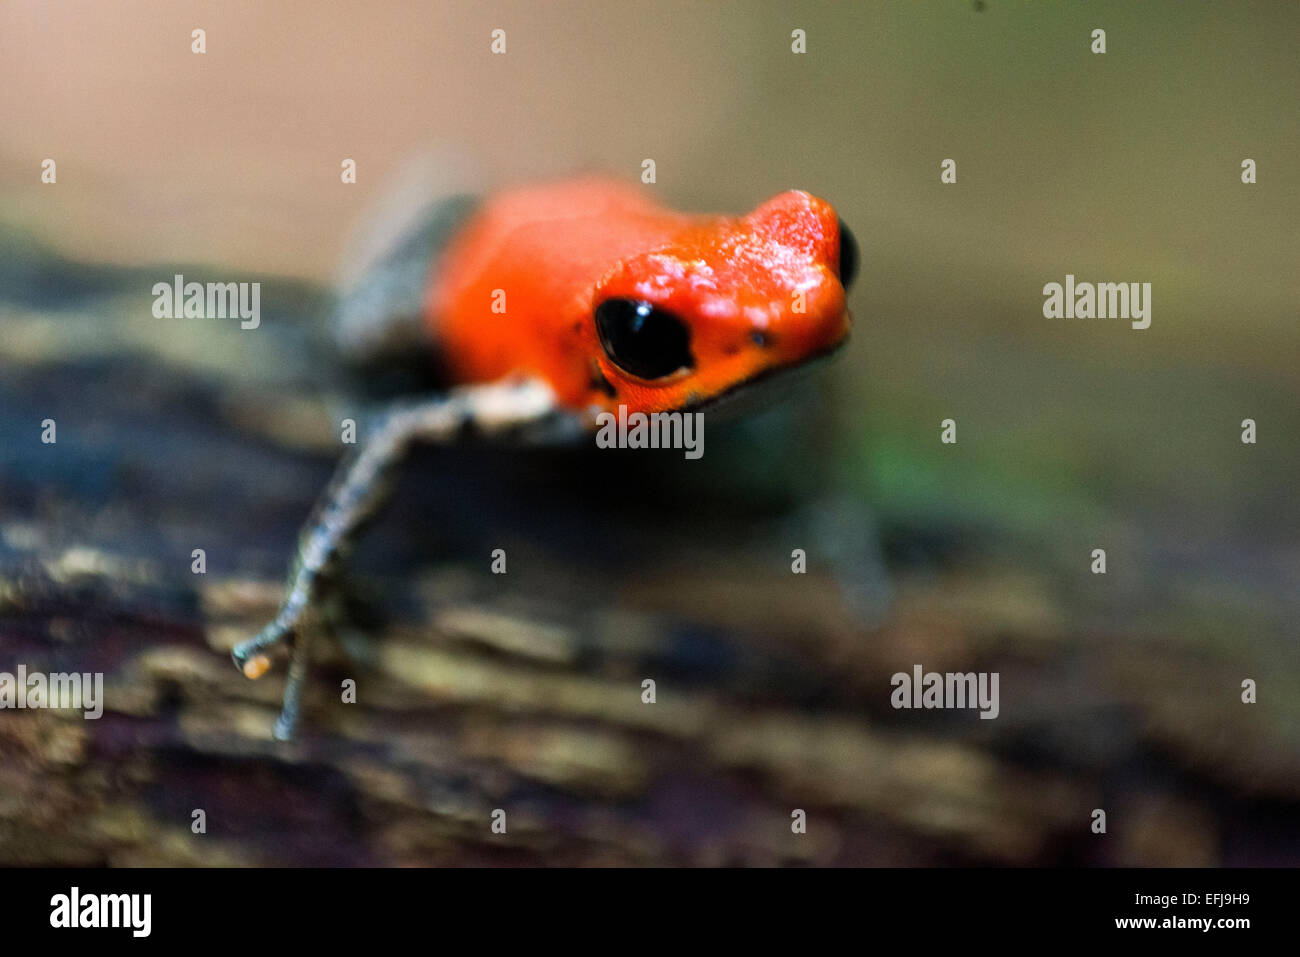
[{"left": 683, "top": 333, "right": 850, "bottom": 418}]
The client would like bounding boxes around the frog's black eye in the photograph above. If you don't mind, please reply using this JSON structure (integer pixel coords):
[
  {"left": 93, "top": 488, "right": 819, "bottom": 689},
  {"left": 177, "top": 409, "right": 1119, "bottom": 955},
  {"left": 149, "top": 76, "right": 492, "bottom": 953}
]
[
  {"left": 837, "top": 218, "right": 859, "bottom": 291},
  {"left": 594, "top": 298, "right": 694, "bottom": 380}
]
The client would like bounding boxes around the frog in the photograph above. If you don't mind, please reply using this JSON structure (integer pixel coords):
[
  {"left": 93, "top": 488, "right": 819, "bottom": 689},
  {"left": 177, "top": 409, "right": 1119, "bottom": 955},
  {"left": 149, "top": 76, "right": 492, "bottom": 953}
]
[{"left": 231, "top": 177, "right": 858, "bottom": 739}]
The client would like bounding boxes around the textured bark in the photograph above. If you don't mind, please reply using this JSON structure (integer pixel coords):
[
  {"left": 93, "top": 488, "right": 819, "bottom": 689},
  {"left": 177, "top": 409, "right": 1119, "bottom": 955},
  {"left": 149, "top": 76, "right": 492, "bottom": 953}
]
[{"left": 0, "top": 243, "right": 1296, "bottom": 866}]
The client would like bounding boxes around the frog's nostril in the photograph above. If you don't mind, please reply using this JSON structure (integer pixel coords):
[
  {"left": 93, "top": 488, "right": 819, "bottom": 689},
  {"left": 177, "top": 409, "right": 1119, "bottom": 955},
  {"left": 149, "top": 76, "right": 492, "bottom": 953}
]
[{"left": 837, "top": 218, "right": 859, "bottom": 291}]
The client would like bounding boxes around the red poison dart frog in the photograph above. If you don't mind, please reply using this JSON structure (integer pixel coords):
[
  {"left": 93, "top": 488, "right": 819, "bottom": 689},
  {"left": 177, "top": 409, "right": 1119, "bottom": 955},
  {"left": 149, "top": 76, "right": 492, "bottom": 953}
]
[{"left": 233, "top": 178, "right": 857, "bottom": 738}]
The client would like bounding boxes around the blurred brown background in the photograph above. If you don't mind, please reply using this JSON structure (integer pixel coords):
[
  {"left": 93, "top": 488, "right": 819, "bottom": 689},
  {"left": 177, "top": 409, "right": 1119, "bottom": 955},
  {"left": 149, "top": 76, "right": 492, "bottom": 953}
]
[{"left": 0, "top": 1, "right": 1297, "bottom": 866}]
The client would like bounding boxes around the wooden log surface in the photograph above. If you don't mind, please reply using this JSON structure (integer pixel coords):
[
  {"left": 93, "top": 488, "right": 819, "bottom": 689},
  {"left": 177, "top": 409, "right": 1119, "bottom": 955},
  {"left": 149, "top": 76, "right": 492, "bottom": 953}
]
[{"left": 0, "top": 236, "right": 1297, "bottom": 866}]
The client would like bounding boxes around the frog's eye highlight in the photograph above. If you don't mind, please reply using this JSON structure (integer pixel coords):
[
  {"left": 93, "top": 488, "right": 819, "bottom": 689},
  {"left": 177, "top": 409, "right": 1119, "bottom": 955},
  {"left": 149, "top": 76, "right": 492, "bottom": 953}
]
[
  {"left": 837, "top": 218, "right": 859, "bottom": 291},
  {"left": 594, "top": 298, "right": 694, "bottom": 380}
]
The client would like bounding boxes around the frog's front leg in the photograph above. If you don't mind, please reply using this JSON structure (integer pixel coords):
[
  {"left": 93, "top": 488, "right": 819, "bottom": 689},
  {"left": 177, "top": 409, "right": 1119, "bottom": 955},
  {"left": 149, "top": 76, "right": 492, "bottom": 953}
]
[{"left": 232, "top": 376, "right": 562, "bottom": 739}]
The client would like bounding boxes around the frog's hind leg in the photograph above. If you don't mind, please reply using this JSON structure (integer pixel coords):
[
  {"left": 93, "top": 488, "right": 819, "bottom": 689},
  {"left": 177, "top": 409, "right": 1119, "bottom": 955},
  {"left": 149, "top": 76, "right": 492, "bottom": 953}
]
[{"left": 232, "top": 376, "right": 561, "bottom": 739}]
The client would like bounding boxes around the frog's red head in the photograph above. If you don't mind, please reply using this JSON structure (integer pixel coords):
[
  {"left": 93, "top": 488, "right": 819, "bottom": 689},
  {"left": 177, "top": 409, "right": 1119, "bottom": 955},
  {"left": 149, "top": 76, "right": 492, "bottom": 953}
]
[{"left": 591, "top": 190, "right": 855, "bottom": 414}]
